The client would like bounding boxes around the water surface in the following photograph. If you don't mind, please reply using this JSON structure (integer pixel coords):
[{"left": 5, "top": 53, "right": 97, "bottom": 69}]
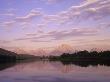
[{"left": 0, "top": 61, "right": 110, "bottom": 82}]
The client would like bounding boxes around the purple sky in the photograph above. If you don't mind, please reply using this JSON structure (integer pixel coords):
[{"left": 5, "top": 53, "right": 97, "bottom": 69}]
[{"left": 0, "top": 0, "right": 110, "bottom": 54}]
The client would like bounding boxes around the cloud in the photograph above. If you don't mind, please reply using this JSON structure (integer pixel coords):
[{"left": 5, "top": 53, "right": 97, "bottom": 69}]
[
  {"left": 31, "top": 39, "right": 51, "bottom": 43},
  {"left": 0, "top": 40, "right": 11, "bottom": 44},
  {"left": 14, "top": 36, "right": 52, "bottom": 43},
  {"left": 37, "top": 30, "right": 44, "bottom": 33},
  {"left": 14, "top": 27, "right": 99, "bottom": 42},
  {"left": 45, "top": 0, "right": 110, "bottom": 24},
  {"left": 98, "top": 22, "right": 110, "bottom": 29},
  {"left": 1, "top": 0, "right": 110, "bottom": 30},
  {"left": 36, "top": 23, "right": 47, "bottom": 28},
  {"left": 46, "top": 28, "right": 99, "bottom": 40},
  {"left": 0, "top": 21, "right": 16, "bottom": 29},
  {"left": 14, "top": 37, "right": 33, "bottom": 41},
  {"left": 0, "top": 9, "right": 43, "bottom": 29},
  {"left": 25, "top": 30, "right": 44, "bottom": 36},
  {"left": 41, "top": 0, "right": 110, "bottom": 24},
  {"left": 26, "top": 33, "right": 37, "bottom": 36},
  {"left": 94, "top": 39, "right": 110, "bottom": 42},
  {"left": 16, "top": 9, "right": 43, "bottom": 22}
]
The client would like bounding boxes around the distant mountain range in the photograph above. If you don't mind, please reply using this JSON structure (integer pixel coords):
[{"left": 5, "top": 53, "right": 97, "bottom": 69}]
[{"left": 25, "top": 44, "right": 74, "bottom": 56}]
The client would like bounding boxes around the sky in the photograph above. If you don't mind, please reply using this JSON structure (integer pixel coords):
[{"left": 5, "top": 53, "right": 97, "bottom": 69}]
[{"left": 0, "top": 0, "right": 110, "bottom": 54}]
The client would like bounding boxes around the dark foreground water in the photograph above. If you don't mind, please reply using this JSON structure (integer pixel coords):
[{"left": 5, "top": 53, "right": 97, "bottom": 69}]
[{"left": 0, "top": 61, "right": 110, "bottom": 82}]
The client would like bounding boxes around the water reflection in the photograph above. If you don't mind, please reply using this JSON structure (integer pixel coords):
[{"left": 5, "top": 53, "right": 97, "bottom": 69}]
[
  {"left": 61, "top": 61, "right": 110, "bottom": 67},
  {"left": 0, "top": 60, "right": 110, "bottom": 71},
  {"left": 0, "top": 61, "right": 110, "bottom": 82},
  {"left": 0, "top": 63, "right": 16, "bottom": 71}
]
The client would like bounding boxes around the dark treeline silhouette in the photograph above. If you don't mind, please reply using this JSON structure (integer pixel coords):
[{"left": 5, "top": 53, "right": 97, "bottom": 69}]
[
  {"left": 60, "top": 50, "right": 110, "bottom": 61},
  {"left": 49, "top": 50, "right": 110, "bottom": 61},
  {"left": 0, "top": 48, "right": 38, "bottom": 63},
  {"left": 0, "top": 48, "right": 16, "bottom": 62},
  {"left": 48, "top": 50, "right": 110, "bottom": 67}
]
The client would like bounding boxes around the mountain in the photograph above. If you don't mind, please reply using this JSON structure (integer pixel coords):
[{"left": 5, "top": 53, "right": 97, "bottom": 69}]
[
  {"left": 49, "top": 44, "right": 74, "bottom": 55},
  {"left": 30, "top": 49, "right": 47, "bottom": 56},
  {"left": 57, "top": 44, "right": 73, "bottom": 53},
  {"left": 27, "top": 44, "right": 74, "bottom": 56}
]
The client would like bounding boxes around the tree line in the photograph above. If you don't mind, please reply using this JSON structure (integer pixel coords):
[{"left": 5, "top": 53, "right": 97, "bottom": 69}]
[{"left": 48, "top": 50, "right": 110, "bottom": 61}]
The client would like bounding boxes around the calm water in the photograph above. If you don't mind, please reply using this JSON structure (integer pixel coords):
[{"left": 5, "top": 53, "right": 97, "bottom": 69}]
[{"left": 0, "top": 61, "right": 110, "bottom": 82}]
